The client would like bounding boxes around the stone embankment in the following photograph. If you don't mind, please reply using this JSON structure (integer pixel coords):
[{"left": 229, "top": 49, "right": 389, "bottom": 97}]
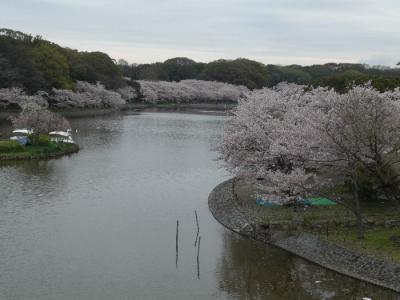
[{"left": 208, "top": 178, "right": 400, "bottom": 293}]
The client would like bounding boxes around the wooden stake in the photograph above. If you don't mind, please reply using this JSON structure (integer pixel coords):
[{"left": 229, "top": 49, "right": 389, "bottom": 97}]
[
  {"left": 197, "top": 235, "right": 201, "bottom": 279},
  {"left": 194, "top": 210, "right": 200, "bottom": 247},
  {"left": 176, "top": 220, "right": 179, "bottom": 268}
]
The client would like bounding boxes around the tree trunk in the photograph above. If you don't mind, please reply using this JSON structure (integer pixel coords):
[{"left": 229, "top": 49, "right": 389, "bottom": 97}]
[{"left": 352, "top": 179, "right": 364, "bottom": 239}]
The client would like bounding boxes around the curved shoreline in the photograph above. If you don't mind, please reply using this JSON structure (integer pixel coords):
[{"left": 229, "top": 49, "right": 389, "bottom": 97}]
[{"left": 208, "top": 178, "right": 400, "bottom": 293}]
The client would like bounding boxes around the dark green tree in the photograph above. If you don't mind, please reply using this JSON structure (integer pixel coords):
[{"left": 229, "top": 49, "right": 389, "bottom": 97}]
[
  {"left": 31, "top": 43, "right": 73, "bottom": 89},
  {"left": 163, "top": 57, "right": 204, "bottom": 81},
  {"left": 197, "top": 58, "right": 269, "bottom": 89}
]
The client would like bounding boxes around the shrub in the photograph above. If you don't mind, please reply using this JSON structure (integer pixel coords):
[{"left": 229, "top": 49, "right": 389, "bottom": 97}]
[
  {"left": 0, "top": 140, "right": 25, "bottom": 153},
  {"left": 36, "top": 134, "right": 51, "bottom": 145}
]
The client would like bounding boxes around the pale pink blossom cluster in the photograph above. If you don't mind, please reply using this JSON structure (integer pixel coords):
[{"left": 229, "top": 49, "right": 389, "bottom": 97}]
[
  {"left": 0, "top": 80, "right": 250, "bottom": 109},
  {"left": 0, "top": 87, "right": 48, "bottom": 109},
  {"left": 52, "top": 81, "right": 126, "bottom": 109},
  {"left": 138, "top": 80, "right": 249, "bottom": 103},
  {"left": 0, "top": 82, "right": 128, "bottom": 110},
  {"left": 116, "top": 86, "right": 138, "bottom": 102},
  {"left": 219, "top": 83, "right": 400, "bottom": 204},
  {"left": 10, "top": 102, "right": 70, "bottom": 134}
]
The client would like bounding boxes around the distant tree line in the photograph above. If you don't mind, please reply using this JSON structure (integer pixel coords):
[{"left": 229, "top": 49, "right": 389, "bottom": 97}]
[
  {"left": 120, "top": 57, "right": 270, "bottom": 90},
  {"left": 2, "top": 28, "right": 400, "bottom": 99},
  {"left": 122, "top": 58, "right": 400, "bottom": 92}
]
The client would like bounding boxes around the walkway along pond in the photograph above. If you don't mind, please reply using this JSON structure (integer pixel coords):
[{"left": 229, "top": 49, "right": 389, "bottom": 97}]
[{"left": 209, "top": 178, "right": 400, "bottom": 294}]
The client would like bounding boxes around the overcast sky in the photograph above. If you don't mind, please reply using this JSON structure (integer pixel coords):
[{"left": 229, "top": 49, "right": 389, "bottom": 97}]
[{"left": 1, "top": 0, "right": 399, "bottom": 66}]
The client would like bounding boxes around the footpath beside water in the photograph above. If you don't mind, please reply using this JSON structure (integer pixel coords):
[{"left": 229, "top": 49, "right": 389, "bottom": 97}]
[{"left": 208, "top": 178, "right": 400, "bottom": 293}]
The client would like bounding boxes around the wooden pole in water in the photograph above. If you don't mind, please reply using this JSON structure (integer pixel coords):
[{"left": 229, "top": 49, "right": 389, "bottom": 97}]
[
  {"left": 197, "top": 235, "right": 201, "bottom": 279},
  {"left": 195, "top": 211, "right": 200, "bottom": 232},
  {"left": 176, "top": 220, "right": 179, "bottom": 268},
  {"left": 194, "top": 210, "right": 200, "bottom": 247}
]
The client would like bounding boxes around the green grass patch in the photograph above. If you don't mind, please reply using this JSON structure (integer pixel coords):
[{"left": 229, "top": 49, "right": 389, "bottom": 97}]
[
  {"left": 233, "top": 177, "right": 400, "bottom": 264},
  {"left": 323, "top": 227, "right": 400, "bottom": 263},
  {"left": 233, "top": 177, "right": 400, "bottom": 226},
  {"left": 0, "top": 141, "right": 79, "bottom": 160},
  {"left": 0, "top": 140, "right": 25, "bottom": 153}
]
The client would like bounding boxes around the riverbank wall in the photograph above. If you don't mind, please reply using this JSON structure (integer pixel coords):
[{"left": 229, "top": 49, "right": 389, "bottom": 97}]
[{"left": 208, "top": 178, "right": 400, "bottom": 293}]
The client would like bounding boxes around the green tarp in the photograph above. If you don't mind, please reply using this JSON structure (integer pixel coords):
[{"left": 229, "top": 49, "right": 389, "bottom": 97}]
[{"left": 306, "top": 197, "right": 336, "bottom": 206}]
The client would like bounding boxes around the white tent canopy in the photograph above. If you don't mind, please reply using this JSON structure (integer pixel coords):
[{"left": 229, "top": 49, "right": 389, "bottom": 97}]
[
  {"left": 49, "top": 131, "right": 71, "bottom": 137},
  {"left": 12, "top": 129, "right": 33, "bottom": 135}
]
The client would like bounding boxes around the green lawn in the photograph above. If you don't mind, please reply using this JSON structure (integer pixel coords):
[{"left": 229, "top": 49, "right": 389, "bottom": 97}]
[
  {"left": 0, "top": 140, "right": 79, "bottom": 160},
  {"left": 233, "top": 177, "right": 399, "bottom": 226},
  {"left": 323, "top": 227, "right": 400, "bottom": 263},
  {"left": 232, "top": 177, "right": 400, "bottom": 263}
]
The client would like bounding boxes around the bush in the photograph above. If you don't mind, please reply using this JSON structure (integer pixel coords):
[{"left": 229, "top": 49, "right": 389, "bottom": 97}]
[
  {"left": 40, "top": 143, "right": 59, "bottom": 154},
  {"left": 36, "top": 134, "right": 51, "bottom": 145},
  {"left": 0, "top": 140, "right": 25, "bottom": 153}
]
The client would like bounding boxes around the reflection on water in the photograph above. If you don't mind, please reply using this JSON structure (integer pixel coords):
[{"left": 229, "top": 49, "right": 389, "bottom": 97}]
[
  {"left": 0, "top": 160, "right": 64, "bottom": 212},
  {"left": 218, "top": 231, "right": 399, "bottom": 299},
  {"left": 0, "top": 111, "right": 398, "bottom": 300}
]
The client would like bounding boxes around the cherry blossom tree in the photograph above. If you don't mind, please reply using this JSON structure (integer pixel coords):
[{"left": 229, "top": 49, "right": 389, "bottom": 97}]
[
  {"left": 116, "top": 86, "right": 138, "bottom": 103},
  {"left": 1, "top": 80, "right": 250, "bottom": 109},
  {"left": 52, "top": 81, "right": 126, "bottom": 109},
  {"left": 10, "top": 102, "right": 70, "bottom": 144},
  {"left": 0, "top": 82, "right": 127, "bottom": 110},
  {"left": 137, "top": 80, "right": 249, "bottom": 103},
  {"left": 218, "top": 83, "right": 400, "bottom": 238},
  {"left": 0, "top": 87, "right": 47, "bottom": 109}
]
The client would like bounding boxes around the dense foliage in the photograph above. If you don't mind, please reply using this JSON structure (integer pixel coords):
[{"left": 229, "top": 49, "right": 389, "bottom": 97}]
[
  {"left": 197, "top": 59, "right": 269, "bottom": 89},
  {"left": 121, "top": 59, "right": 400, "bottom": 92},
  {"left": 121, "top": 58, "right": 205, "bottom": 82},
  {"left": 0, "top": 28, "right": 124, "bottom": 93}
]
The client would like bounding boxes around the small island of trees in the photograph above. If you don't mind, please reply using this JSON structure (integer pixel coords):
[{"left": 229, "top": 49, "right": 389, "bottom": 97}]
[{"left": 0, "top": 103, "right": 78, "bottom": 160}]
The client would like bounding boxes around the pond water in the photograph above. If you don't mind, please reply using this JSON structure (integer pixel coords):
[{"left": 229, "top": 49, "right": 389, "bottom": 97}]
[{"left": 0, "top": 111, "right": 398, "bottom": 300}]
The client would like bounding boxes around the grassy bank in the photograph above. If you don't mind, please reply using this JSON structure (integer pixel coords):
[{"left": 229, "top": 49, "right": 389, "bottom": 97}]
[
  {"left": 233, "top": 177, "right": 400, "bottom": 264},
  {"left": 0, "top": 140, "right": 79, "bottom": 160},
  {"left": 321, "top": 227, "right": 400, "bottom": 263}
]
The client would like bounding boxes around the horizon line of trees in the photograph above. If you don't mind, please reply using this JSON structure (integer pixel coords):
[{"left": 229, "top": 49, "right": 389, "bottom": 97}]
[
  {"left": 2, "top": 28, "right": 400, "bottom": 99},
  {"left": 119, "top": 58, "right": 400, "bottom": 93}
]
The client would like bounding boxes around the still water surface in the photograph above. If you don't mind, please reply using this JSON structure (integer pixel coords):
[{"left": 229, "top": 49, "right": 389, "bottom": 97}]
[{"left": 0, "top": 111, "right": 398, "bottom": 300}]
